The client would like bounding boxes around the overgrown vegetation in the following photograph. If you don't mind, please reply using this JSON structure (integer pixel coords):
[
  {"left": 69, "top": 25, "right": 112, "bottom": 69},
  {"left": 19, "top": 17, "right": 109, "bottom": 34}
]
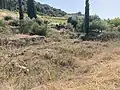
[
  {"left": 19, "top": 18, "right": 48, "bottom": 36},
  {"left": 0, "top": 0, "right": 67, "bottom": 17},
  {"left": 66, "top": 14, "right": 120, "bottom": 41}
]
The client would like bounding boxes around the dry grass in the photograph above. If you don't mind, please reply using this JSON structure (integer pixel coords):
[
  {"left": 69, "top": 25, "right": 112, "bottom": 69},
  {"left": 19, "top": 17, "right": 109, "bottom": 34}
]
[
  {"left": 0, "top": 10, "right": 67, "bottom": 26},
  {"left": 1, "top": 10, "right": 120, "bottom": 90},
  {"left": 0, "top": 10, "right": 18, "bottom": 20},
  {"left": 1, "top": 29, "right": 120, "bottom": 90}
]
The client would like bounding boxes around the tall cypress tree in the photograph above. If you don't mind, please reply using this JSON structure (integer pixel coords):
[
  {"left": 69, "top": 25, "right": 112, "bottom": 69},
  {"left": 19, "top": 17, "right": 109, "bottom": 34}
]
[
  {"left": 18, "top": 0, "right": 24, "bottom": 20},
  {"left": 84, "top": 0, "right": 89, "bottom": 35},
  {"left": 1, "top": 0, "right": 4, "bottom": 9},
  {"left": 27, "top": 0, "right": 37, "bottom": 19},
  {"left": 0, "top": 3, "right": 1, "bottom": 9}
]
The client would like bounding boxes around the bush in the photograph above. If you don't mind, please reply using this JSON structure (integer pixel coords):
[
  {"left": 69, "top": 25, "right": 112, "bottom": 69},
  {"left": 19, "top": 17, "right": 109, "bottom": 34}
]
[
  {"left": 19, "top": 18, "right": 33, "bottom": 34},
  {"left": 19, "top": 18, "right": 48, "bottom": 36},
  {"left": 117, "top": 26, "right": 120, "bottom": 32},
  {"left": 4, "top": 16, "right": 13, "bottom": 21},
  {"left": 109, "top": 18, "right": 120, "bottom": 27},
  {"left": 89, "top": 19, "right": 108, "bottom": 31},
  {"left": 0, "top": 20, "right": 5, "bottom": 26},
  {"left": 30, "top": 22, "right": 47, "bottom": 36},
  {"left": 89, "top": 15, "right": 100, "bottom": 22},
  {"left": 34, "top": 18, "right": 44, "bottom": 25}
]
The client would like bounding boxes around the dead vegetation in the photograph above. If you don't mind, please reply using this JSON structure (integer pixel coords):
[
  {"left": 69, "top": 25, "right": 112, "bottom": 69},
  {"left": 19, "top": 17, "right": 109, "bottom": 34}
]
[
  {"left": 1, "top": 10, "right": 120, "bottom": 90},
  {"left": 0, "top": 28, "right": 120, "bottom": 90}
]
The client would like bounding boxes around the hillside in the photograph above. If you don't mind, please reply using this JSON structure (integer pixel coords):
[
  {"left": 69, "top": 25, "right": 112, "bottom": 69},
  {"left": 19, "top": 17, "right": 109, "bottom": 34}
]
[
  {"left": 1, "top": 25, "right": 120, "bottom": 90},
  {"left": 0, "top": 0, "right": 67, "bottom": 17},
  {"left": 1, "top": 10, "right": 120, "bottom": 90},
  {"left": 2, "top": 0, "right": 120, "bottom": 88},
  {"left": 0, "top": 10, "right": 67, "bottom": 26}
]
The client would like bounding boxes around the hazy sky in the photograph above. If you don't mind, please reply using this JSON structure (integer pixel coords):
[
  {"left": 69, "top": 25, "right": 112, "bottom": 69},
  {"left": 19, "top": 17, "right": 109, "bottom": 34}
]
[{"left": 35, "top": 0, "right": 120, "bottom": 19}]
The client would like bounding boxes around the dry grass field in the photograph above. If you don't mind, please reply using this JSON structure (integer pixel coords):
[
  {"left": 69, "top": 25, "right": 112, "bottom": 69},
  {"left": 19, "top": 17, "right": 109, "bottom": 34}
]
[
  {"left": 0, "top": 29, "right": 120, "bottom": 90},
  {"left": 1, "top": 10, "right": 120, "bottom": 90}
]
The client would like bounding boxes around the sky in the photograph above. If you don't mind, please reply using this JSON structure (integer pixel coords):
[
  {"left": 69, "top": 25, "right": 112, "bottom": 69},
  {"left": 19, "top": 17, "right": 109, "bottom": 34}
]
[{"left": 35, "top": 0, "right": 120, "bottom": 19}]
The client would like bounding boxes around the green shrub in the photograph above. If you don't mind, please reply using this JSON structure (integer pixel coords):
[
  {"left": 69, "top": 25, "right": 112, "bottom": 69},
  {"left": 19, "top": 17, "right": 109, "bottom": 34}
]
[
  {"left": 109, "top": 18, "right": 120, "bottom": 27},
  {"left": 0, "top": 20, "right": 5, "bottom": 26},
  {"left": 4, "top": 16, "right": 13, "bottom": 21},
  {"left": 89, "top": 15, "right": 100, "bottom": 22},
  {"left": 30, "top": 22, "right": 47, "bottom": 36},
  {"left": 19, "top": 18, "right": 33, "bottom": 34},
  {"left": 117, "top": 26, "right": 120, "bottom": 32},
  {"left": 19, "top": 18, "right": 48, "bottom": 36},
  {"left": 89, "top": 19, "right": 108, "bottom": 31},
  {"left": 35, "top": 18, "right": 44, "bottom": 25}
]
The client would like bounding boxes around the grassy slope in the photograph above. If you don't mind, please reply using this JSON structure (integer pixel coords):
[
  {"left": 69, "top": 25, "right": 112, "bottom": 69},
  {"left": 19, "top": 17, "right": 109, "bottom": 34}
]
[
  {"left": 1, "top": 31, "right": 120, "bottom": 90},
  {"left": 0, "top": 10, "right": 67, "bottom": 25},
  {"left": 1, "top": 10, "right": 120, "bottom": 90}
]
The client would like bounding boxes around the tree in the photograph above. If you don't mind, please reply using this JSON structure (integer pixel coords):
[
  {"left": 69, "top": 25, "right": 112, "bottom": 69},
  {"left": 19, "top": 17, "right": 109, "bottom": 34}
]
[
  {"left": 0, "top": 0, "right": 4, "bottom": 9},
  {"left": 89, "top": 19, "right": 108, "bottom": 31},
  {"left": 84, "top": 0, "right": 89, "bottom": 34},
  {"left": 109, "top": 18, "right": 120, "bottom": 27},
  {"left": 18, "top": 0, "right": 24, "bottom": 20},
  {"left": 0, "top": 0, "right": 2, "bottom": 9},
  {"left": 27, "top": 0, "right": 37, "bottom": 19}
]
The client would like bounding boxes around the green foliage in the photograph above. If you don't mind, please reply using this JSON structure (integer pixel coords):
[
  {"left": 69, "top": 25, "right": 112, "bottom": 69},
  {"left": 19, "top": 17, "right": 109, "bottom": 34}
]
[
  {"left": 108, "top": 18, "right": 120, "bottom": 27},
  {"left": 89, "top": 15, "right": 100, "bottom": 22},
  {"left": 36, "top": 3, "right": 66, "bottom": 17},
  {"left": 0, "top": 20, "right": 5, "bottom": 26},
  {"left": 75, "top": 17, "right": 84, "bottom": 32},
  {"left": 4, "top": 16, "right": 13, "bottom": 21},
  {"left": 74, "top": 15, "right": 109, "bottom": 33},
  {"left": 67, "top": 16, "right": 78, "bottom": 29},
  {"left": 19, "top": 18, "right": 48, "bottom": 36},
  {"left": 117, "top": 26, "right": 120, "bottom": 32},
  {"left": 30, "top": 22, "right": 47, "bottom": 36},
  {"left": 0, "top": 0, "right": 66, "bottom": 17},
  {"left": 89, "top": 19, "right": 108, "bottom": 31},
  {"left": 19, "top": 17, "right": 33, "bottom": 34},
  {"left": 35, "top": 18, "right": 44, "bottom": 25}
]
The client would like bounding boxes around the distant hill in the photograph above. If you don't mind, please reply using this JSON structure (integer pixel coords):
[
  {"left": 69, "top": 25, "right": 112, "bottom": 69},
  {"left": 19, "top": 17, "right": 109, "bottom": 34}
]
[{"left": 0, "top": 0, "right": 67, "bottom": 17}]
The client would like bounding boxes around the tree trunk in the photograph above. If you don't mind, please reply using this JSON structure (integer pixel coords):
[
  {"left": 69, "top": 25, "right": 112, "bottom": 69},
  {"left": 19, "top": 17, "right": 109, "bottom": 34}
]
[{"left": 18, "top": 0, "right": 24, "bottom": 20}]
